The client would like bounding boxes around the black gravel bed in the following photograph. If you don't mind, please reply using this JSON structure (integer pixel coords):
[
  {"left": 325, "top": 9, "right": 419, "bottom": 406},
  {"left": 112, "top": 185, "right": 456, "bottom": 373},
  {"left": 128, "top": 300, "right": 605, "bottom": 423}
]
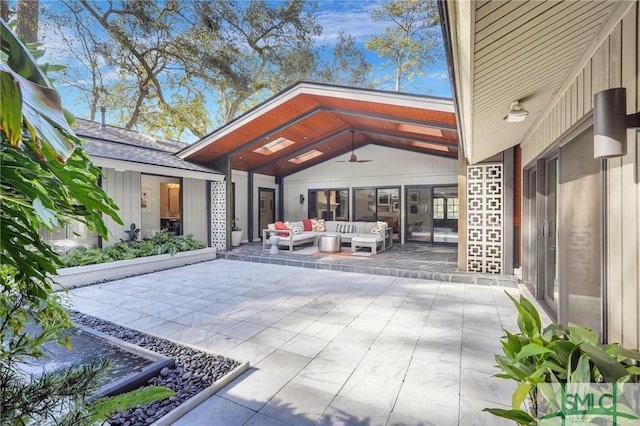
[{"left": 70, "top": 311, "right": 240, "bottom": 425}]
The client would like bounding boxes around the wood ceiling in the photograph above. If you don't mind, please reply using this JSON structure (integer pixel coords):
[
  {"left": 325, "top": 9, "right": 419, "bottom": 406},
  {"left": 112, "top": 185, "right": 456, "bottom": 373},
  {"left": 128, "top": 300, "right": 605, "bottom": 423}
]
[{"left": 179, "top": 82, "right": 458, "bottom": 177}]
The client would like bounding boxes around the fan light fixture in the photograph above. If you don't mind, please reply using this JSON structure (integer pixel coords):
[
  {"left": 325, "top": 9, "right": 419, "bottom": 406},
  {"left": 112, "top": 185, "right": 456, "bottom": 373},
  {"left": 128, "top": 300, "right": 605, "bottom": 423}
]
[{"left": 504, "top": 100, "right": 529, "bottom": 122}]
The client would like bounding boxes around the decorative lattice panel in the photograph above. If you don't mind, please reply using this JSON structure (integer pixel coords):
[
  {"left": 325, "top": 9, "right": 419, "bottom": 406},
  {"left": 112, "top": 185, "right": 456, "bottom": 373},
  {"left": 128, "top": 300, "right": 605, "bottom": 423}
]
[
  {"left": 210, "top": 182, "right": 226, "bottom": 251},
  {"left": 467, "top": 164, "right": 503, "bottom": 274}
]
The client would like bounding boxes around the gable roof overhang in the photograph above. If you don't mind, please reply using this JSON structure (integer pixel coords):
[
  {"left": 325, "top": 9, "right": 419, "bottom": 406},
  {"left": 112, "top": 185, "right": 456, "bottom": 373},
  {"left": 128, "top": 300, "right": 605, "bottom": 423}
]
[
  {"left": 439, "top": 0, "right": 634, "bottom": 165},
  {"left": 178, "top": 82, "right": 459, "bottom": 177}
]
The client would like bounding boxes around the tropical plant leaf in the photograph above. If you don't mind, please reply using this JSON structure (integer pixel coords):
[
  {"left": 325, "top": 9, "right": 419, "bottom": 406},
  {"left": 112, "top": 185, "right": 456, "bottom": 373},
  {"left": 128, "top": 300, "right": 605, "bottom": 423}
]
[
  {"left": 568, "top": 324, "right": 599, "bottom": 345},
  {"left": 580, "top": 343, "right": 629, "bottom": 383},
  {"left": 482, "top": 408, "right": 535, "bottom": 424},
  {"left": 0, "top": 69, "right": 22, "bottom": 146},
  {"left": 515, "top": 343, "right": 554, "bottom": 361},
  {"left": 512, "top": 381, "right": 533, "bottom": 409}
]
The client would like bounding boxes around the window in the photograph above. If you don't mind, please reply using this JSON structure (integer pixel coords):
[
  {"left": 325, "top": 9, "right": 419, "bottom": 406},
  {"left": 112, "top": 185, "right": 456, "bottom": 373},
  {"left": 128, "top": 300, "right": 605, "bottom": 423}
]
[
  {"left": 447, "top": 198, "right": 458, "bottom": 219},
  {"left": 433, "top": 198, "right": 445, "bottom": 219}
]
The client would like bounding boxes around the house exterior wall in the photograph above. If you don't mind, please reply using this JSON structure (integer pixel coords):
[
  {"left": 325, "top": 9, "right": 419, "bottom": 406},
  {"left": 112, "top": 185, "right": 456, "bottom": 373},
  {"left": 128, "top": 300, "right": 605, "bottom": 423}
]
[
  {"left": 283, "top": 144, "right": 458, "bottom": 229},
  {"left": 101, "top": 168, "right": 142, "bottom": 246},
  {"left": 182, "top": 178, "right": 209, "bottom": 245},
  {"left": 519, "top": 4, "right": 639, "bottom": 347}
]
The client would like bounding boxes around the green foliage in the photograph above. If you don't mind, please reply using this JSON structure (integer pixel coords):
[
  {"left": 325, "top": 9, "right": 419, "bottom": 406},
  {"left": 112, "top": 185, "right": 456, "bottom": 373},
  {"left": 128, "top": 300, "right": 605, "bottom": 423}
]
[
  {"left": 88, "top": 386, "right": 176, "bottom": 423},
  {"left": 231, "top": 218, "right": 241, "bottom": 231},
  {"left": 61, "top": 231, "right": 206, "bottom": 267},
  {"left": 365, "top": 0, "right": 441, "bottom": 91},
  {"left": 0, "top": 359, "right": 110, "bottom": 425},
  {"left": 484, "top": 292, "right": 640, "bottom": 424}
]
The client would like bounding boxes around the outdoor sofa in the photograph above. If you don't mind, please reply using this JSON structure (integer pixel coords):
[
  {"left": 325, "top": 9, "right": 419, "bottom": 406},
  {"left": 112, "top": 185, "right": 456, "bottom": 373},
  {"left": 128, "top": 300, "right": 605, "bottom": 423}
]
[{"left": 262, "top": 220, "right": 391, "bottom": 252}]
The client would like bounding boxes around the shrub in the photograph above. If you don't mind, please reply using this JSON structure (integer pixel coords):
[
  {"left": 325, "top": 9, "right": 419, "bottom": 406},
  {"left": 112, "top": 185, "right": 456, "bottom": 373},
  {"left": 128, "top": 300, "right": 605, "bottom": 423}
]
[
  {"left": 61, "top": 231, "right": 206, "bottom": 267},
  {"left": 484, "top": 292, "right": 640, "bottom": 424}
]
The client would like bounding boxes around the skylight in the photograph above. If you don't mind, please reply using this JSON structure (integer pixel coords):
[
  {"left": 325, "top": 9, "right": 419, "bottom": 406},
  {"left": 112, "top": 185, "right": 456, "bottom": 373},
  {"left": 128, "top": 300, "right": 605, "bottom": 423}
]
[
  {"left": 288, "top": 149, "right": 323, "bottom": 164},
  {"left": 410, "top": 141, "right": 450, "bottom": 152},
  {"left": 253, "top": 137, "right": 295, "bottom": 155},
  {"left": 397, "top": 123, "right": 443, "bottom": 137}
]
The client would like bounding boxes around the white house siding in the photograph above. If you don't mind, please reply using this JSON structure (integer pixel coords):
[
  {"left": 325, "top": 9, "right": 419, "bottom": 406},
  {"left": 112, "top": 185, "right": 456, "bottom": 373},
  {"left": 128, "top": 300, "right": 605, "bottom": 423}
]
[
  {"left": 182, "top": 178, "right": 208, "bottom": 245},
  {"left": 283, "top": 144, "right": 458, "bottom": 232},
  {"left": 101, "top": 168, "right": 141, "bottom": 246},
  {"left": 520, "top": 4, "right": 639, "bottom": 347}
]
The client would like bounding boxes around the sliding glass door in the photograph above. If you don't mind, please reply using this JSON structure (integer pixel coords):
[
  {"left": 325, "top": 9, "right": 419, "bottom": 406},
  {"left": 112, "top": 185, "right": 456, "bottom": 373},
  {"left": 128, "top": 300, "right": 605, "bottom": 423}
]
[
  {"left": 308, "top": 189, "right": 349, "bottom": 221},
  {"left": 353, "top": 187, "right": 400, "bottom": 240},
  {"left": 406, "top": 185, "right": 458, "bottom": 244}
]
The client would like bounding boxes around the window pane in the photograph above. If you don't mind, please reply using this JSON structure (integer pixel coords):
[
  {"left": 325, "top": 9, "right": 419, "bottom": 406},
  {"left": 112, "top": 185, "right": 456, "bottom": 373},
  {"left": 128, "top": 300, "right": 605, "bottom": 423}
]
[{"left": 354, "top": 189, "right": 376, "bottom": 221}]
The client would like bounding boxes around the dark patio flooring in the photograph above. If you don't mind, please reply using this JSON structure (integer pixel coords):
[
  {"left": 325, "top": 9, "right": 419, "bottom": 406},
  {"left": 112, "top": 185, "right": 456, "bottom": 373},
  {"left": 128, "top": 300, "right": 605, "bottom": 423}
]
[{"left": 218, "top": 241, "right": 518, "bottom": 287}]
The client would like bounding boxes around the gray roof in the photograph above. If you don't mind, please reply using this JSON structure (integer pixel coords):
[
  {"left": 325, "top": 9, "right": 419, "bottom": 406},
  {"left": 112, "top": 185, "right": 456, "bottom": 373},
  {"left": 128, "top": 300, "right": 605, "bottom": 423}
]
[{"left": 73, "top": 119, "right": 222, "bottom": 175}]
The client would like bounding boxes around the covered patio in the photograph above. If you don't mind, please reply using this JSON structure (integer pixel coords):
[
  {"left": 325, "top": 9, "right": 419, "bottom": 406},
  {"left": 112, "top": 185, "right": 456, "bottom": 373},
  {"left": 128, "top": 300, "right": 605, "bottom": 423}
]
[{"left": 177, "top": 82, "right": 462, "bottom": 257}]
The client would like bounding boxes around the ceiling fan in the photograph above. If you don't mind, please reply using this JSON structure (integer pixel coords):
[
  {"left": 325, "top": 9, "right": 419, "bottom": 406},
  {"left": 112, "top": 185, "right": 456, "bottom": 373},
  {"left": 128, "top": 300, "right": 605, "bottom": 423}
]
[{"left": 335, "top": 130, "right": 372, "bottom": 163}]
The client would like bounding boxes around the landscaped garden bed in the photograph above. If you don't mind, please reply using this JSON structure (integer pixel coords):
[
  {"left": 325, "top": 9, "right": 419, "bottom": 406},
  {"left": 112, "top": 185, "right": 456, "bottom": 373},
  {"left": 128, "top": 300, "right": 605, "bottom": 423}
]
[
  {"left": 55, "top": 231, "right": 217, "bottom": 289},
  {"left": 70, "top": 311, "right": 248, "bottom": 425}
]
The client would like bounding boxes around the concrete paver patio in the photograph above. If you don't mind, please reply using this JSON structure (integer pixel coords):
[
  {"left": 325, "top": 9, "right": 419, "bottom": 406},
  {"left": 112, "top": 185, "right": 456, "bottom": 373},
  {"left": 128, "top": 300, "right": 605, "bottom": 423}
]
[{"left": 68, "top": 259, "right": 544, "bottom": 425}]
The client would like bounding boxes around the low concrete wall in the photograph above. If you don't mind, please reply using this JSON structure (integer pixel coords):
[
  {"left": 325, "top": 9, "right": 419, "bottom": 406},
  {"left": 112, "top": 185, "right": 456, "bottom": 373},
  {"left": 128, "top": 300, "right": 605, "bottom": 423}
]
[{"left": 54, "top": 247, "right": 217, "bottom": 289}]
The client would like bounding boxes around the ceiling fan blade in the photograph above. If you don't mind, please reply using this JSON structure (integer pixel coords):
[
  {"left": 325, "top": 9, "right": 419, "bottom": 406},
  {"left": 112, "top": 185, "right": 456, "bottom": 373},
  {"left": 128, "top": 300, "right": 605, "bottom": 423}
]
[{"left": 357, "top": 160, "right": 373, "bottom": 163}]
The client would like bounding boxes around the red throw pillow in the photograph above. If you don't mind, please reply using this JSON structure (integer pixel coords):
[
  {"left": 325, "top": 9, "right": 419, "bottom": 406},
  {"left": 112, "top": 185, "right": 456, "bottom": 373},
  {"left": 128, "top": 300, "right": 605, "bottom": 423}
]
[
  {"left": 275, "top": 221, "right": 288, "bottom": 237},
  {"left": 302, "top": 218, "right": 313, "bottom": 231}
]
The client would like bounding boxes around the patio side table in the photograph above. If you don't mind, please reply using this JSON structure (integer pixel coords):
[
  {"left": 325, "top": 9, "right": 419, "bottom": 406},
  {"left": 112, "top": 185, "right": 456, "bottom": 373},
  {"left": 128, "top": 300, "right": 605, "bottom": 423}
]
[
  {"left": 318, "top": 234, "right": 341, "bottom": 253},
  {"left": 269, "top": 235, "right": 280, "bottom": 254}
]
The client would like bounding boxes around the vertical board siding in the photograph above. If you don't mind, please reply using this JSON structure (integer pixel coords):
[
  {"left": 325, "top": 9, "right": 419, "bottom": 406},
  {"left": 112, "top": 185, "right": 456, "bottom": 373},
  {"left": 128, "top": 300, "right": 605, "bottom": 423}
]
[
  {"left": 182, "top": 178, "right": 208, "bottom": 245},
  {"left": 620, "top": 8, "right": 638, "bottom": 349},
  {"left": 101, "top": 168, "right": 141, "bottom": 247},
  {"left": 283, "top": 145, "right": 458, "bottom": 220},
  {"left": 520, "top": 4, "right": 638, "bottom": 346}
]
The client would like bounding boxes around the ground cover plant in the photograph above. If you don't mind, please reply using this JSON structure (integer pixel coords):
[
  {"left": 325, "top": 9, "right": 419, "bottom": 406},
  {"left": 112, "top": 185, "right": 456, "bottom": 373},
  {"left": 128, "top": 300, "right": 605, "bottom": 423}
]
[
  {"left": 485, "top": 293, "right": 640, "bottom": 424},
  {"left": 61, "top": 229, "right": 206, "bottom": 267}
]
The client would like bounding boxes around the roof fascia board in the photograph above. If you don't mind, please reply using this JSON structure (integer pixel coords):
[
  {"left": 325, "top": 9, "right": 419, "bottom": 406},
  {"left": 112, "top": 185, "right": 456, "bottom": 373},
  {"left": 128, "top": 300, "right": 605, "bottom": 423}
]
[
  {"left": 520, "top": 0, "right": 635, "bottom": 151},
  {"left": 92, "top": 157, "right": 224, "bottom": 181},
  {"left": 448, "top": 0, "right": 475, "bottom": 164}
]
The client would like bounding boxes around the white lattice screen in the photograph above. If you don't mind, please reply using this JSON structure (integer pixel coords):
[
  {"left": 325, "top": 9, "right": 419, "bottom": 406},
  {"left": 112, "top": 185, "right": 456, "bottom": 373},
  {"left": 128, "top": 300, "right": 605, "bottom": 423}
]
[
  {"left": 210, "top": 181, "right": 226, "bottom": 251},
  {"left": 467, "top": 163, "right": 503, "bottom": 274}
]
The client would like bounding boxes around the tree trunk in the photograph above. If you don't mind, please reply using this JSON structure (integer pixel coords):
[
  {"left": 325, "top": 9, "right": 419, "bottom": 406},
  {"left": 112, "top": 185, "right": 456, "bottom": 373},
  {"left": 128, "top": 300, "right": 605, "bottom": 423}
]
[{"left": 16, "top": 0, "right": 38, "bottom": 43}]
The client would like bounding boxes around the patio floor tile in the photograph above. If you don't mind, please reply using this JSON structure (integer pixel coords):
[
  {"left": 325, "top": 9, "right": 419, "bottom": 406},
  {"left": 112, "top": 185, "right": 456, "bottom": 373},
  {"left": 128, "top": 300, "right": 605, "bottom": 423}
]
[
  {"left": 171, "top": 395, "right": 255, "bottom": 426},
  {"left": 337, "top": 368, "right": 404, "bottom": 411},
  {"left": 255, "top": 349, "right": 313, "bottom": 380},
  {"left": 68, "top": 259, "right": 539, "bottom": 426},
  {"left": 317, "top": 395, "right": 390, "bottom": 426},
  {"left": 258, "top": 381, "right": 335, "bottom": 426},
  {"left": 216, "top": 369, "right": 289, "bottom": 412}
]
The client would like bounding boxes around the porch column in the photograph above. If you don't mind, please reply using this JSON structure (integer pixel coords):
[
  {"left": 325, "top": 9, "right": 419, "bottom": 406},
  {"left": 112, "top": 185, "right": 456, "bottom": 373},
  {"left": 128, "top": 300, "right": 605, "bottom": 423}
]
[
  {"left": 457, "top": 151, "right": 468, "bottom": 271},
  {"left": 248, "top": 171, "right": 254, "bottom": 242}
]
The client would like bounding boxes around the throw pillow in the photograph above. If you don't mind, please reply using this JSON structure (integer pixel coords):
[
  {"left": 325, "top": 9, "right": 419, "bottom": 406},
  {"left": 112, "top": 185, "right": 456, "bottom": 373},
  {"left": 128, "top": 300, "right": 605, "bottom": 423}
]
[
  {"left": 313, "top": 219, "right": 326, "bottom": 232},
  {"left": 337, "top": 223, "right": 355, "bottom": 233},
  {"left": 302, "top": 218, "right": 313, "bottom": 231},
  {"left": 376, "top": 221, "right": 388, "bottom": 230},
  {"left": 284, "top": 221, "right": 291, "bottom": 230},
  {"left": 370, "top": 227, "right": 382, "bottom": 234},
  {"left": 292, "top": 226, "right": 303, "bottom": 234},
  {"left": 275, "top": 221, "right": 288, "bottom": 237}
]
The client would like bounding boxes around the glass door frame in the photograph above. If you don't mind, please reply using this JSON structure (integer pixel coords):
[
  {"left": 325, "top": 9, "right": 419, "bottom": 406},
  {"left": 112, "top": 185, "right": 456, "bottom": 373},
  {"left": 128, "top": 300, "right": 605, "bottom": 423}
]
[
  {"left": 352, "top": 186, "right": 401, "bottom": 241},
  {"left": 307, "top": 188, "right": 349, "bottom": 221},
  {"left": 404, "top": 184, "right": 458, "bottom": 245}
]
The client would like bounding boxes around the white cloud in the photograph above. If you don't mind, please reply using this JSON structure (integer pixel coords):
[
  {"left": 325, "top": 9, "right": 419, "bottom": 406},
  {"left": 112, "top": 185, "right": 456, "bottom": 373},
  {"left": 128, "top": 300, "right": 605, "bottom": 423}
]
[{"left": 426, "top": 71, "right": 449, "bottom": 80}]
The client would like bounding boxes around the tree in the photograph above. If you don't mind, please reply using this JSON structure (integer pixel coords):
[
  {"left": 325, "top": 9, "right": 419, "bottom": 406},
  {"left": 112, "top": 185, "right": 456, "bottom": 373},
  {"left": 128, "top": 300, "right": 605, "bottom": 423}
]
[
  {"left": 315, "top": 31, "right": 373, "bottom": 88},
  {"left": 0, "top": 18, "right": 126, "bottom": 424},
  {"left": 365, "top": 0, "right": 440, "bottom": 92}
]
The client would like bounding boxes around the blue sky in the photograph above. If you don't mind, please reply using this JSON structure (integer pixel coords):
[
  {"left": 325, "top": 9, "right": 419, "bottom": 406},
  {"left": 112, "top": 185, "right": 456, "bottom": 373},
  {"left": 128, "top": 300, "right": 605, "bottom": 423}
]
[{"left": 36, "top": 0, "right": 451, "bottom": 140}]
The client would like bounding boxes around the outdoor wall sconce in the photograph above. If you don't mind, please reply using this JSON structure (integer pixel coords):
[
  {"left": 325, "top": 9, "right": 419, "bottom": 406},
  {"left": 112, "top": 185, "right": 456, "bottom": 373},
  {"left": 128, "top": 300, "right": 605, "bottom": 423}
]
[
  {"left": 594, "top": 87, "right": 640, "bottom": 159},
  {"left": 299, "top": 194, "right": 305, "bottom": 204},
  {"left": 504, "top": 100, "right": 529, "bottom": 122}
]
